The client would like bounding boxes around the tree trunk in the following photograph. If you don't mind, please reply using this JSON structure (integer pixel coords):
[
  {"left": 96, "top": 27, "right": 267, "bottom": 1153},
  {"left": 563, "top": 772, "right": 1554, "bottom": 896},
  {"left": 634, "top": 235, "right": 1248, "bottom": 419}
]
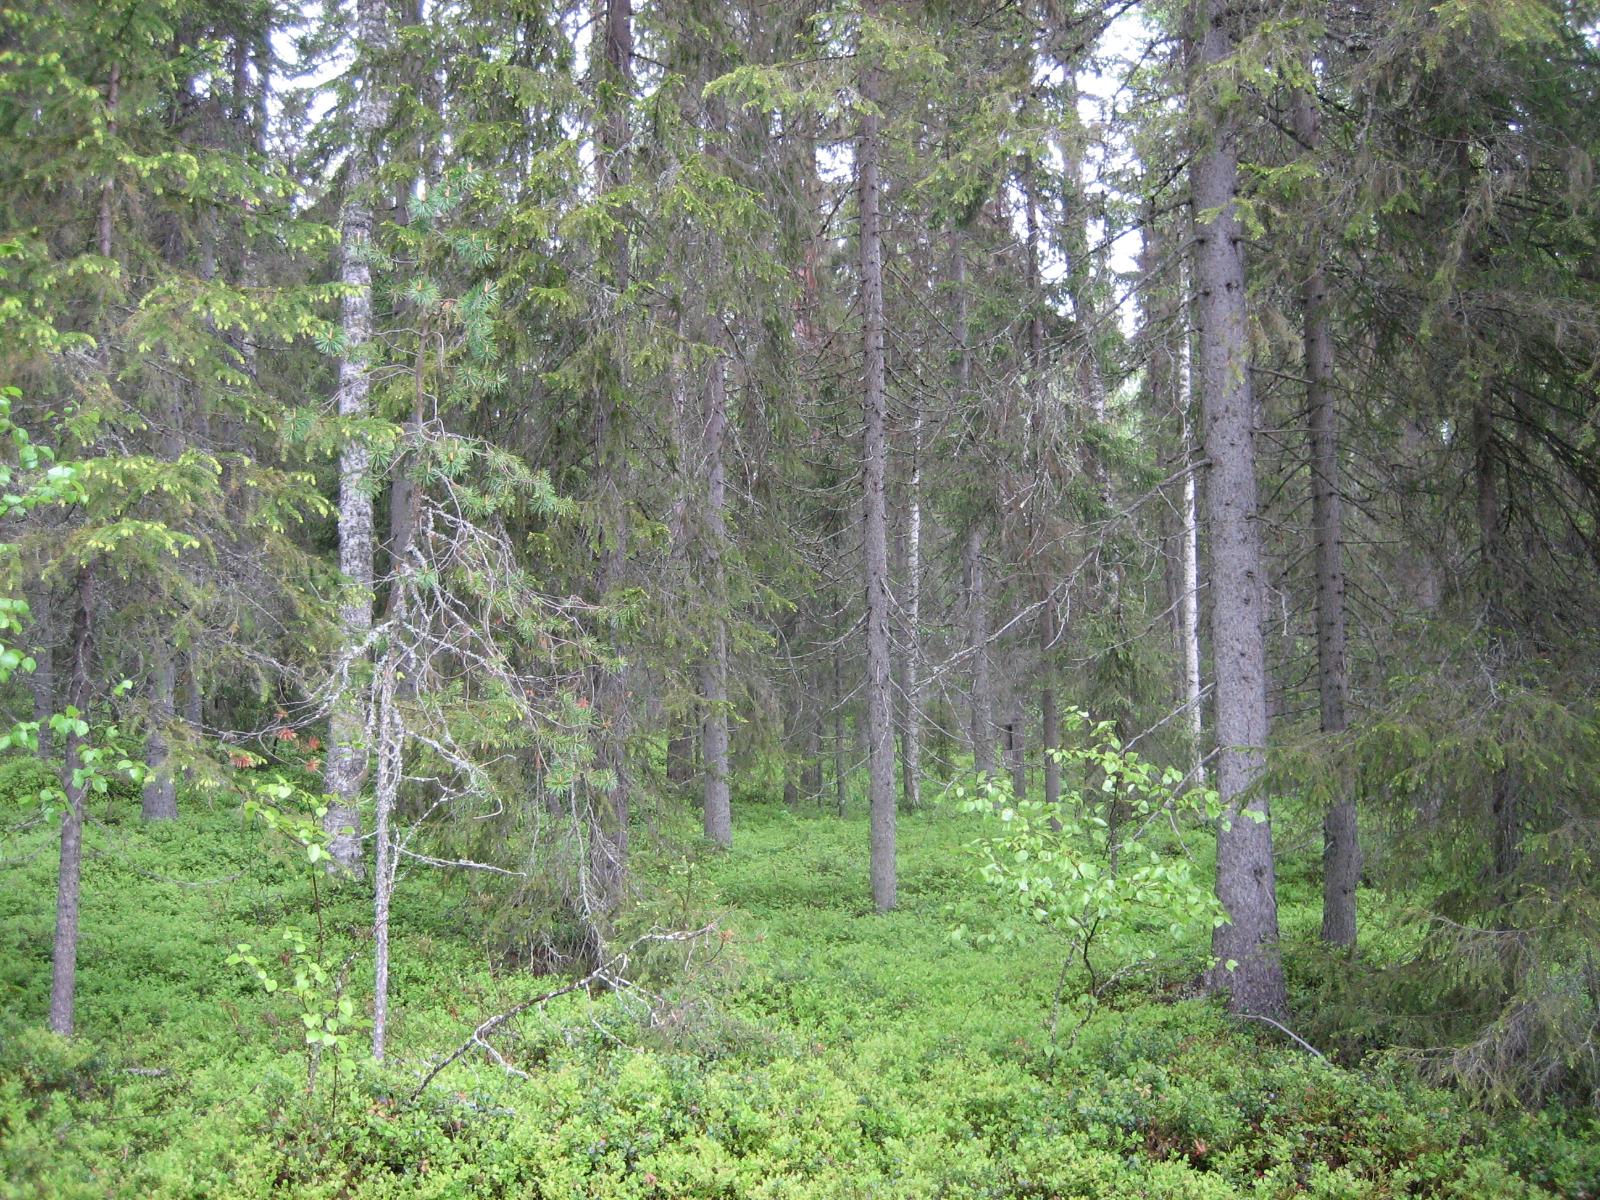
[
  {"left": 897, "top": 410, "right": 923, "bottom": 811},
  {"left": 1180, "top": 400, "right": 1206, "bottom": 789},
  {"left": 1040, "top": 588, "right": 1061, "bottom": 809},
  {"left": 1192, "top": 0, "right": 1287, "bottom": 1019},
  {"left": 1005, "top": 708, "right": 1026, "bottom": 801},
  {"left": 859, "top": 11, "right": 895, "bottom": 912},
  {"left": 586, "top": 0, "right": 636, "bottom": 915},
  {"left": 1145, "top": 216, "right": 1207, "bottom": 790},
  {"left": 832, "top": 642, "right": 847, "bottom": 816},
  {"left": 141, "top": 642, "right": 178, "bottom": 821},
  {"left": 803, "top": 712, "right": 822, "bottom": 798},
  {"left": 667, "top": 730, "right": 693, "bottom": 787},
  {"left": 1474, "top": 384, "right": 1519, "bottom": 897},
  {"left": 1025, "top": 163, "right": 1061, "bottom": 812},
  {"left": 1295, "top": 87, "right": 1358, "bottom": 949},
  {"left": 370, "top": 624, "right": 405, "bottom": 1060},
  {"left": 964, "top": 526, "right": 996, "bottom": 781},
  {"left": 49, "top": 567, "right": 94, "bottom": 1036},
  {"left": 701, "top": 349, "right": 732, "bottom": 848},
  {"left": 322, "top": 0, "right": 395, "bottom": 877}
]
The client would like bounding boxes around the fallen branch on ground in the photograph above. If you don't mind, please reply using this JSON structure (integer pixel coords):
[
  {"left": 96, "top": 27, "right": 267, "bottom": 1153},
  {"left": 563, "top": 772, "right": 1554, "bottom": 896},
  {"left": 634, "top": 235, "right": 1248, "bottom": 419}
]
[{"left": 410, "top": 923, "right": 717, "bottom": 1100}]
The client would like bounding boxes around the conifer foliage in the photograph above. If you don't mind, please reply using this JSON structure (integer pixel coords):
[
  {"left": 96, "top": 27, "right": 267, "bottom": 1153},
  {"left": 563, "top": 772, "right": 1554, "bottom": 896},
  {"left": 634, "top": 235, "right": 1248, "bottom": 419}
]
[{"left": 3, "top": 0, "right": 1600, "bottom": 1128}]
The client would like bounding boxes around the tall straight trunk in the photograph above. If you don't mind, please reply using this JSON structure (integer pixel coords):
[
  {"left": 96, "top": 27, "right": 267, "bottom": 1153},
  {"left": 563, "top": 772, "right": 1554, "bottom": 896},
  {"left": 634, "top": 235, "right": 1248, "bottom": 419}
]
[
  {"left": 832, "top": 641, "right": 847, "bottom": 816},
  {"left": 1040, "top": 589, "right": 1060, "bottom": 806},
  {"left": 1057, "top": 61, "right": 1111, "bottom": 528},
  {"left": 49, "top": 568, "right": 94, "bottom": 1036},
  {"left": 701, "top": 351, "right": 732, "bottom": 847},
  {"left": 804, "top": 712, "right": 822, "bottom": 798},
  {"left": 370, "top": 616, "right": 405, "bottom": 1060},
  {"left": 858, "top": 14, "right": 895, "bottom": 912},
  {"left": 322, "top": 0, "right": 394, "bottom": 876},
  {"left": 1025, "top": 168, "right": 1060, "bottom": 810},
  {"left": 587, "top": 0, "right": 635, "bottom": 911},
  {"left": 897, "top": 412, "right": 923, "bottom": 810},
  {"left": 1191, "top": 0, "right": 1286, "bottom": 1019},
  {"left": 964, "top": 527, "right": 996, "bottom": 780},
  {"left": 954, "top": 233, "right": 994, "bottom": 785},
  {"left": 51, "top": 63, "right": 118, "bottom": 1036},
  {"left": 1145, "top": 222, "right": 1203, "bottom": 793},
  {"left": 146, "top": 318, "right": 186, "bottom": 821},
  {"left": 141, "top": 643, "right": 178, "bottom": 820},
  {"left": 1180, "top": 401, "right": 1206, "bottom": 788},
  {"left": 1474, "top": 385, "right": 1519, "bottom": 895},
  {"left": 1295, "top": 88, "right": 1358, "bottom": 949},
  {"left": 1145, "top": 215, "right": 1206, "bottom": 788}
]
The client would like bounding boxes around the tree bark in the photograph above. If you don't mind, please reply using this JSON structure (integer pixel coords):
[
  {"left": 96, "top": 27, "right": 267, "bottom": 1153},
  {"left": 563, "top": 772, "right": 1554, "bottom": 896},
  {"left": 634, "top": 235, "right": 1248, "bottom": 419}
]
[
  {"left": 1295, "top": 87, "right": 1358, "bottom": 949},
  {"left": 832, "top": 641, "right": 847, "bottom": 816},
  {"left": 897, "top": 409, "right": 923, "bottom": 811},
  {"left": 371, "top": 624, "right": 404, "bottom": 1060},
  {"left": 1040, "top": 587, "right": 1061, "bottom": 808},
  {"left": 1191, "top": 0, "right": 1287, "bottom": 1019},
  {"left": 586, "top": 0, "right": 636, "bottom": 914},
  {"left": 666, "top": 730, "right": 693, "bottom": 787},
  {"left": 49, "top": 567, "right": 94, "bottom": 1036},
  {"left": 1005, "top": 707, "right": 1026, "bottom": 802},
  {"left": 322, "top": 0, "right": 395, "bottom": 876},
  {"left": 701, "top": 349, "right": 732, "bottom": 848},
  {"left": 859, "top": 9, "right": 895, "bottom": 912},
  {"left": 141, "top": 642, "right": 178, "bottom": 821},
  {"left": 803, "top": 711, "right": 822, "bottom": 799},
  {"left": 1024, "top": 167, "right": 1060, "bottom": 811},
  {"left": 1180, "top": 401, "right": 1206, "bottom": 789},
  {"left": 964, "top": 526, "right": 996, "bottom": 781}
]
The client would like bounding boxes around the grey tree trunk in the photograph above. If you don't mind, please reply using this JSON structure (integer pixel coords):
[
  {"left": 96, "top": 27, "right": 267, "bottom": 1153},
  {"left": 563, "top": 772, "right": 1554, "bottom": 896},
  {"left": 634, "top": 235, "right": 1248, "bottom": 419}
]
[
  {"left": 1295, "top": 88, "right": 1358, "bottom": 949},
  {"left": 1180, "top": 403, "right": 1206, "bottom": 789},
  {"left": 586, "top": 0, "right": 635, "bottom": 914},
  {"left": 49, "top": 568, "right": 94, "bottom": 1036},
  {"left": 897, "top": 411, "right": 923, "bottom": 811},
  {"left": 322, "top": 0, "right": 395, "bottom": 877},
  {"left": 701, "top": 350, "right": 732, "bottom": 848},
  {"left": 832, "top": 642, "right": 846, "bottom": 816},
  {"left": 1040, "top": 590, "right": 1061, "bottom": 808},
  {"left": 1005, "top": 708, "right": 1026, "bottom": 802},
  {"left": 859, "top": 15, "right": 896, "bottom": 912},
  {"left": 370, "top": 626, "right": 405, "bottom": 1060},
  {"left": 667, "top": 731, "right": 693, "bottom": 787},
  {"left": 964, "top": 527, "right": 996, "bottom": 781},
  {"left": 803, "top": 713, "right": 822, "bottom": 799},
  {"left": 1023, "top": 165, "right": 1061, "bottom": 811},
  {"left": 51, "top": 64, "right": 117, "bottom": 1036},
  {"left": 1145, "top": 217, "right": 1206, "bottom": 789},
  {"left": 141, "top": 642, "right": 178, "bottom": 821},
  {"left": 1192, "top": 0, "right": 1287, "bottom": 1019}
]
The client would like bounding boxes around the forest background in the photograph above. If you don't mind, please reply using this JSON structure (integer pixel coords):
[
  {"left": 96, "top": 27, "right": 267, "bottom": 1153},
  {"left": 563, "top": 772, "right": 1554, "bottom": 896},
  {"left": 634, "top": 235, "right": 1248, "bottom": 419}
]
[{"left": 2, "top": 0, "right": 1600, "bottom": 1195}]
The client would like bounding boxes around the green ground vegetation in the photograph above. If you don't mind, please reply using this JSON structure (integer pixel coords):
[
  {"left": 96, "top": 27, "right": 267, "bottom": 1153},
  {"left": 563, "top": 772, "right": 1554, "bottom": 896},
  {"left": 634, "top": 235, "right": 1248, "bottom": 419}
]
[{"left": 1, "top": 777, "right": 1596, "bottom": 1199}]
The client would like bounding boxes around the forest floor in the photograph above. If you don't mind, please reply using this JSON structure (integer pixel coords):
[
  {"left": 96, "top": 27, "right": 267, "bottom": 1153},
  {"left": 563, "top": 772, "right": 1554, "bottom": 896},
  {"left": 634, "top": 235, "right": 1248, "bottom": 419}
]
[{"left": 1, "top": 781, "right": 1596, "bottom": 1198}]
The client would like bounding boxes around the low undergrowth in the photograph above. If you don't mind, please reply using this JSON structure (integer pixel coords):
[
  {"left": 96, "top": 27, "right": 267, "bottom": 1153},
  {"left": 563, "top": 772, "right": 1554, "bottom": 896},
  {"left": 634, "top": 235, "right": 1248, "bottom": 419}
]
[{"left": 1, "top": 788, "right": 1596, "bottom": 1198}]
